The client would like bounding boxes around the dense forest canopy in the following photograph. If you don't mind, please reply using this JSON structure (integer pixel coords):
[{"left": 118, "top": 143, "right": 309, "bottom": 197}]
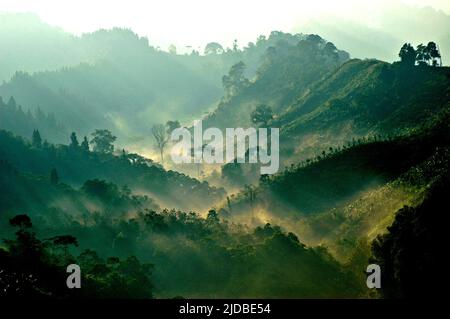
[{"left": 0, "top": 8, "right": 449, "bottom": 300}]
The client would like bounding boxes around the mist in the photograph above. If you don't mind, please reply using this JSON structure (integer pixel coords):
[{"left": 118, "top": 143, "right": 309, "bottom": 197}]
[{"left": 1, "top": 0, "right": 449, "bottom": 61}]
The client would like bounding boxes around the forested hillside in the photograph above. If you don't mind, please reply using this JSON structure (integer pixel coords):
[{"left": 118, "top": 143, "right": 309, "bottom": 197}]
[
  {"left": 0, "top": 8, "right": 449, "bottom": 300},
  {"left": 0, "top": 129, "right": 225, "bottom": 212}
]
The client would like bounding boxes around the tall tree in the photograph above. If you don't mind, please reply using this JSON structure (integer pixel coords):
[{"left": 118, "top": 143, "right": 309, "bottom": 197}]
[
  {"left": 166, "top": 120, "right": 181, "bottom": 136},
  {"left": 427, "top": 42, "right": 442, "bottom": 67},
  {"left": 222, "top": 61, "right": 249, "bottom": 99},
  {"left": 90, "top": 129, "right": 117, "bottom": 154},
  {"left": 152, "top": 124, "right": 168, "bottom": 164},
  {"left": 32, "top": 129, "right": 42, "bottom": 148},
  {"left": 70, "top": 132, "right": 79, "bottom": 149},
  {"left": 416, "top": 43, "right": 431, "bottom": 65},
  {"left": 81, "top": 136, "right": 90, "bottom": 152},
  {"left": 398, "top": 43, "right": 416, "bottom": 66}
]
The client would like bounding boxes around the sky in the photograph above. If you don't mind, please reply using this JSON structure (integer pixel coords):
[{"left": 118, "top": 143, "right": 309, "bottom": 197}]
[{"left": 1, "top": 0, "right": 449, "bottom": 52}]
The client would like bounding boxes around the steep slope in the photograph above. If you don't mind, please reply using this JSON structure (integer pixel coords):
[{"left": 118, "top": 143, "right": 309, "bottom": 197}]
[
  {"left": 225, "top": 111, "right": 449, "bottom": 218},
  {"left": 201, "top": 35, "right": 350, "bottom": 130},
  {"left": 277, "top": 60, "right": 450, "bottom": 159}
]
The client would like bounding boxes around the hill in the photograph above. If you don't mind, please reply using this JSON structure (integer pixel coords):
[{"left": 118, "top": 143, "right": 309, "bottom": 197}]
[{"left": 0, "top": 129, "right": 225, "bottom": 212}]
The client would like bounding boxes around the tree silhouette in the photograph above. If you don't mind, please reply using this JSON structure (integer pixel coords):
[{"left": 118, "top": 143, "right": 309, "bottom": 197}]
[
  {"left": 69, "top": 132, "right": 79, "bottom": 149},
  {"left": 204, "top": 42, "right": 224, "bottom": 55},
  {"left": 427, "top": 42, "right": 442, "bottom": 66},
  {"left": 32, "top": 129, "right": 42, "bottom": 148},
  {"left": 81, "top": 136, "right": 90, "bottom": 152},
  {"left": 222, "top": 61, "right": 249, "bottom": 98},
  {"left": 90, "top": 129, "right": 117, "bottom": 154},
  {"left": 166, "top": 120, "right": 181, "bottom": 137},
  {"left": 399, "top": 43, "right": 416, "bottom": 66},
  {"left": 152, "top": 124, "right": 168, "bottom": 164},
  {"left": 9, "top": 214, "right": 32, "bottom": 229},
  {"left": 416, "top": 43, "right": 431, "bottom": 66}
]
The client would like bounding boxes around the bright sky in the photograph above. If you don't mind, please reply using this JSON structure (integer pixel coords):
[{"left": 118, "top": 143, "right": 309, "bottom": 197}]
[{"left": 1, "top": 0, "right": 449, "bottom": 51}]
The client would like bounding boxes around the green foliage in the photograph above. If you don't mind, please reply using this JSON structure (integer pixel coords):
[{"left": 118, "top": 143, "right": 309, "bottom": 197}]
[
  {"left": 204, "top": 34, "right": 349, "bottom": 130},
  {"left": 0, "top": 215, "right": 153, "bottom": 298},
  {"left": 90, "top": 129, "right": 116, "bottom": 154},
  {"left": 0, "top": 96, "right": 65, "bottom": 143},
  {"left": 371, "top": 174, "right": 448, "bottom": 298},
  {"left": 398, "top": 43, "right": 416, "bottom": 66},
  {"left": 250, "top": 105, "right": 273, "bottom": 127},
  {"left": 222, "top": 61, "right": 250, "bottom": 99},
  {"left": 1, "top": 19, "right": 449, "bottom": 299},
  {"left": 32, "top": 129, "right": 42, "bottom": 148}
]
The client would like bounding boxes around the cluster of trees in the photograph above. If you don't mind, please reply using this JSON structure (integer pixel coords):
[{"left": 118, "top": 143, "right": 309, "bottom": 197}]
[
  {"left": 203, "top": 34, "right": 349, "bottom": 131},
  {"left": 2, "top": 128, "right": 365, "bottom": 298},
  {"left": 225, "top": 112, "right": 450, "bottom": 218},
  {"left": 31, "top": 128, "right": 116, "bottom": 154},
  {"left": 0, "top": 214, "right": 154, "bottom": 298},
  {"left": 222, "top": 61, "right": 250, "bottom": 100},
  {"left": 0, "top": 96, "right": 66, "bottom": 143},
  {"left": 371, "top": 173, "right": 448, "bottom": 298},
  {"left": 0, "top": 128, "right": 225, "bottom": 213},
  {"left": 399, "top": 42, "right": 442, "bottom": 66},
  {"left": 0, "top": 204, "right": 364, "bottom": 298}
]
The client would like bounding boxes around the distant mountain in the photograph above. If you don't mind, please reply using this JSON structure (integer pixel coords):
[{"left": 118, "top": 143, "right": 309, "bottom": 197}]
[
  {"left": 295, "top": 3, "right": 450, "bottom": 64},
  {"left": 0, "top": 13, "right": 91, "bottom": 82},
  {"left": 1, "top": 14, "right": 324, "bottom": 147},
  {"left": 0, "top": 25, "right": 223, "bottom": 141}
]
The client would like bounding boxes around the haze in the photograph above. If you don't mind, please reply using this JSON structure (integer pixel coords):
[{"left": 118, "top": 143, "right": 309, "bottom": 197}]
[{"left": 1, "top": 0, "right": 450, "bottom": 59}]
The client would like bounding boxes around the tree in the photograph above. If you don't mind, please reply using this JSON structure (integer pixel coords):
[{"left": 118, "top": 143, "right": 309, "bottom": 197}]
[
  {"left": 47, "top": 235, "right": 78, "bottom": 257},
  {"left": 152, "top": 124, "right": 168, "bottom": 164},
  {"left": 90, "top": 129, "right": 117, "bottom": 154},
  {"left": 50, "top": 168, "right": 59, "bottom": 185},
  {"left": 222, "top": 61, "right": 249, "bottom": 98},
  {"left": 206, "top": 209, "right": 219, "bottom": 224},
  {"left": 233, "top": 39, "right": 239, "bottom": 52},
  {"left": 168, "top": 44, "right": 177, "bottom": 55},
  {"left": 166, "top": 120, "right": 181, "bottom": 136},
  {"left": 427, "top": 42, "right": 441, "bottom": 67},
  {"left": 9, "top": 214, "right": 32, "bottom": 229},
  {"left": 32, "top": 129, "right": 42, "bottom": 148},
  {"left": 70, "top": 132, "right": 79, "bottom": 149},
  {"left": 416, "top": 43, "right": 431, "bottom": 66},
  {"left": 251, "top": 105, "right": 273, "bottom": 126},
  {"left": 204, "top": 42, "right": 224, "bottom": 55},
  {"left": 7, "top": 96, "right": 17, "bottom": 108},
  {"left": 371, "top": 176, "right": 448, "bottom": 298},
  {"left": 398, "top": 43, "right": 416, "bottom": 66},
  {"left": 81, "top": 136, "right": 90, "bottom": 152}
]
